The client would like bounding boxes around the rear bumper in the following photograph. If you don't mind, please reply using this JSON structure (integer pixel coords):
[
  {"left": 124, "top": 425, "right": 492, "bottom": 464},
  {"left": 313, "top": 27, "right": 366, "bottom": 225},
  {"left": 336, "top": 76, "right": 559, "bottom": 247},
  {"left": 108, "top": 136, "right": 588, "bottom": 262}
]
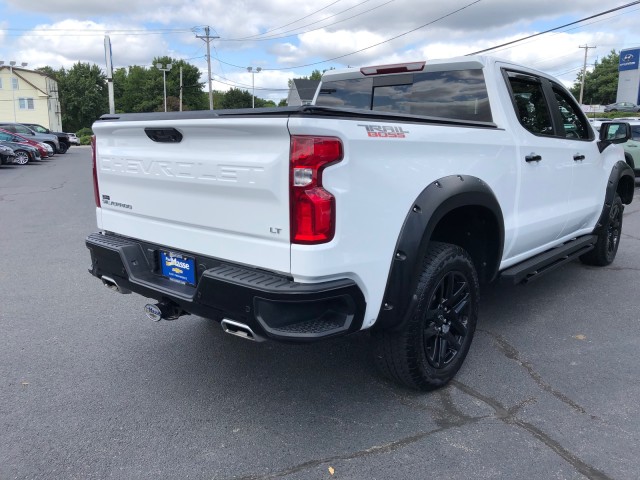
[{"left": 86, "top": 232, "right": 366, "bottom": 342}]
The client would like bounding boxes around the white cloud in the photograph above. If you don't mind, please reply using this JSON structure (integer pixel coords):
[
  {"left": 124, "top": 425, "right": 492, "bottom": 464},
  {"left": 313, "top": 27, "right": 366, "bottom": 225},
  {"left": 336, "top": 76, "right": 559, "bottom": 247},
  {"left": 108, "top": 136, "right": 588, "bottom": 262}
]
[
  {"left": 13, "top": 19, "right": 167, "bottom": 70},
  {"left": 1, "top": 0, "right": 638, "bottom": 96}
]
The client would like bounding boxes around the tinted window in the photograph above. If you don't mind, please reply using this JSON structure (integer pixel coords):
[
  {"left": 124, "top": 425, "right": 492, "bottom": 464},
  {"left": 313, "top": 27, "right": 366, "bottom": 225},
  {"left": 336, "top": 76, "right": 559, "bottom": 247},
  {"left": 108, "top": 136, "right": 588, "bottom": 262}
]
[
  {"left": 316, "top": 78, "right": 373, "bottom": 109},
  {"left": 372, "top": 70, "right": 492, "bottom": 122},
  {"left": 631, "top": 125, "right": 640, "bottom": 141},
  {"left": 508, "top": 76, "right": 553, "bottom": 136},
  {"left": 552, "top": 86, "right": 590, "bottom": 140},
  {"left": 316, "top": 69, "right": 492, "bottom": 122}
]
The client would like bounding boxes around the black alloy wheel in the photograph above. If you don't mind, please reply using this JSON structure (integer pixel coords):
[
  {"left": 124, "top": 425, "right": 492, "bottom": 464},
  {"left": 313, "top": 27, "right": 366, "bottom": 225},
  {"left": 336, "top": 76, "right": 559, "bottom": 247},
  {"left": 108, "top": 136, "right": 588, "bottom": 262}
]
[
  {"left": 580, "top": 194, "right": 624, "bottom": 266},
  {"left": 606, "top": 200, "right": 622, "bottom": 257},
  {"left": 423, "top": 271, "right": 471, "bottom": 369}
]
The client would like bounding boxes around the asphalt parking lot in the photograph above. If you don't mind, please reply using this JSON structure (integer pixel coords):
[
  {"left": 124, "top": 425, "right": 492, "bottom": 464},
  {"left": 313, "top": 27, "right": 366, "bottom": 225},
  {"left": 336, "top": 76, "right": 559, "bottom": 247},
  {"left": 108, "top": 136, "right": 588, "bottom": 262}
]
[{"left": 1, "top": 147, "right": 639, "bottom": 480}]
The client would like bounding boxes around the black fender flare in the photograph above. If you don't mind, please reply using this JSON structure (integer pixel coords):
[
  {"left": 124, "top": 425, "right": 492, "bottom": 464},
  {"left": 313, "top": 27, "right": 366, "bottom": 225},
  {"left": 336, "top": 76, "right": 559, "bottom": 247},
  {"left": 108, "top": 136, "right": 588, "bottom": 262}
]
[
  {"left": 593, "top": 161, "right": 634, "bottom": 235},
  {"left": 374, "top": 175, "right": 504, "bottom": 331}
]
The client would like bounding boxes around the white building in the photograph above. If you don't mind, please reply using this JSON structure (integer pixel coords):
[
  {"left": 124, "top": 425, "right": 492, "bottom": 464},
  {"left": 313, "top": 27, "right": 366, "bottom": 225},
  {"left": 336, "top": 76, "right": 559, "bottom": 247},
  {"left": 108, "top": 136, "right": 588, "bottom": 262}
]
[{"left": 0, "top": 63, "right": 63, "bottom": 130}]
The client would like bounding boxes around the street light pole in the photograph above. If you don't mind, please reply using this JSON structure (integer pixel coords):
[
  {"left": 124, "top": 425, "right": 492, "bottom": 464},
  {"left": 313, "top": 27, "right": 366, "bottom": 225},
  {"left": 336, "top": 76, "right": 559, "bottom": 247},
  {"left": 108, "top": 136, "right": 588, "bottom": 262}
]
[
  {"left": 156, "top": 63, "right": 172, "bottom": 112},
  {"left": 1, "top": 60, "right": 28, "bottom": 121},
  {"left": 247, "top": 67, "right": 262, "bottom": 108}
]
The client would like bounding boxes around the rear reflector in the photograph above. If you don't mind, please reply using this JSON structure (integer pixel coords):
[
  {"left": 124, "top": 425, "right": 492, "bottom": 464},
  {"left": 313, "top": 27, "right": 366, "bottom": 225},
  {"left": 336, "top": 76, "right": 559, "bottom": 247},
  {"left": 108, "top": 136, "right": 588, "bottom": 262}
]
[
  {"left": 290, "top": 136, "right": 343, "bottom": 244},
  {"left": 360, "top": 61, "right": 426, "bottom": 76}
]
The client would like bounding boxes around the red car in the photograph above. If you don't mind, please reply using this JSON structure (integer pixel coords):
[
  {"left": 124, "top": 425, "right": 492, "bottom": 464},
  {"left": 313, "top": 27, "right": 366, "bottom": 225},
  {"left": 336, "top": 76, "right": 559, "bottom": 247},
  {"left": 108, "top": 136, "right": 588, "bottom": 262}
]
[{"left": 0, "top": 128, "right": 49, "bottom": 158}]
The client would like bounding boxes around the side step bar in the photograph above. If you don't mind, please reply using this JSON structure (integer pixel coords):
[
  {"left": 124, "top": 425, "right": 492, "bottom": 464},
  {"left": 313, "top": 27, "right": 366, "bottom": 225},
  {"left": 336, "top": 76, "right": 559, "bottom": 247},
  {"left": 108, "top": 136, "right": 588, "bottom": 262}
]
[{"left": 501, "top": 235, "right": 597, "bottom": 284}]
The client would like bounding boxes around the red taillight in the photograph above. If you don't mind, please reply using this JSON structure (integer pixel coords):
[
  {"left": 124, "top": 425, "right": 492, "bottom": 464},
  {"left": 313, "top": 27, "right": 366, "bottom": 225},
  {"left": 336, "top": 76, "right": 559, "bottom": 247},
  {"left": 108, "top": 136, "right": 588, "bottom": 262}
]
[
  {"left": 91, "top": 135, "right": 100, "bottom": 208},
  {"left": 290, "top": 135, "right": 343, "bottom": 244}
]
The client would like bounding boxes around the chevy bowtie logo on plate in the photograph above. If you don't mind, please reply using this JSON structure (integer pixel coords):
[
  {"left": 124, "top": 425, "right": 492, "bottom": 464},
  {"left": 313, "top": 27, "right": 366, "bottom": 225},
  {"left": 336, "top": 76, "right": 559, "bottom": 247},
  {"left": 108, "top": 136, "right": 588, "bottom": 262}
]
[{"left": 160, "top": 251, "right": 196, "bottom": 285}]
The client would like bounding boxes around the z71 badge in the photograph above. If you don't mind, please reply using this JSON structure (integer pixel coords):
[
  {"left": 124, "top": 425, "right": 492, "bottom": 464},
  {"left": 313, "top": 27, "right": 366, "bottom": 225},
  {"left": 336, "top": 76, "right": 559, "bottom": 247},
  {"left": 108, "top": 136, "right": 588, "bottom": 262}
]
[{"left": 358, "top": 124, "right": 409, "bottom": 138}]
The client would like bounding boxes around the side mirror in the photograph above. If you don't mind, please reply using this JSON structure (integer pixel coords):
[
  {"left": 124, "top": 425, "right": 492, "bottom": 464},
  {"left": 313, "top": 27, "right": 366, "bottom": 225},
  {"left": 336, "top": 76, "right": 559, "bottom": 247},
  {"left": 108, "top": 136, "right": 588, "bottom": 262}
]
[{"left": 598, "top": 122, "right": 631, "bottom": 152}]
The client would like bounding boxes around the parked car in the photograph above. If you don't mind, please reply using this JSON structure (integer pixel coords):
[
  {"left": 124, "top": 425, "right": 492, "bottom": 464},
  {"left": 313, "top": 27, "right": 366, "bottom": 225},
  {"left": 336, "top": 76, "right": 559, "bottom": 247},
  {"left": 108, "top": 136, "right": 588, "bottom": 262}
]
[
  {"left": 0, "top": 122, "right": 60, "bottom": 153},
  {"left": 593, "top": 121, "right": 640, "bottom": 177},
  {"left": 0, "top": 129, "right": 49, "bottom": 158},
  {"left": 66, "top": 132, "right": 80, "bottom": 145},
  {"left": 0, "top": 143, "right": 16, "bottom": 165},
  {"left": 603, "top": 102, "right": 640, "bottom": 113},
  {"left": 0, "top": 141, "right": 41, "bottom": 165},
  {"left": 22, "top": 123, "right": 71, "bottom": 153}
]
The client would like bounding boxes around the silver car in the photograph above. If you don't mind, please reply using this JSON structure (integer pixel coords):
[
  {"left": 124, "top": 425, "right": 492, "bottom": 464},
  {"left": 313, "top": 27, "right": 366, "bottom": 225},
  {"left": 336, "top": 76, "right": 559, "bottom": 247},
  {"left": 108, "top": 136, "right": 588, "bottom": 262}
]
[{"left": 0, "top": 122, "right": 60, "bottom": 153}]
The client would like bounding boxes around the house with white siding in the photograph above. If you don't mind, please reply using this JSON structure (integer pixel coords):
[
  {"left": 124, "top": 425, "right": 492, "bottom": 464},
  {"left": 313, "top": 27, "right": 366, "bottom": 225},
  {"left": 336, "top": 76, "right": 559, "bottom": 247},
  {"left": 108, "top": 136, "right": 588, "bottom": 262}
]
[{"left": 0, "top": 64, "right": 63, "bottom": 130}]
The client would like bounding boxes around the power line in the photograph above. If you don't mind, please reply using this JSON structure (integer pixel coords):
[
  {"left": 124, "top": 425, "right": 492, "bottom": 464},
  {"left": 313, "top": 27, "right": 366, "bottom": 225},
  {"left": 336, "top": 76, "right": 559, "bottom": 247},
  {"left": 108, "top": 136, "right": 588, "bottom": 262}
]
[
  {"left": 233, "top": 0, "right": 343, "bottom": 40},
  {"left": 221, "top": 0, "right": 385, "bottom": 43},
  {"left": 466, "top": 0, "right": 640, "bottom": 55},
  {"left": 216, "top": 0, "right": 482, "bottom": 71}
]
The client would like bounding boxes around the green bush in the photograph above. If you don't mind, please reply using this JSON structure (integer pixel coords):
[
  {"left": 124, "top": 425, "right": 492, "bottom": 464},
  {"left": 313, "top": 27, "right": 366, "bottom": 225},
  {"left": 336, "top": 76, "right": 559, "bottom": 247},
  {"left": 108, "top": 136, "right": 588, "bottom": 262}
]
[
  {"left": 76, "top": 127, "right": 93, "bottom": 137},
  {"left": 79, "top": 135, "right": 92, "bottom": 145}
]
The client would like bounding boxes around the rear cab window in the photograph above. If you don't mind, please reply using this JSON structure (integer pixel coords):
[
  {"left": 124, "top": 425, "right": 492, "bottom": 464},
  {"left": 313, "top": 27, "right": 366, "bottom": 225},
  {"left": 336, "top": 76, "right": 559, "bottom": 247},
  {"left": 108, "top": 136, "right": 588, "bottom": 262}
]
[{"left": 316, "top": 65, "right": 493, "bottom": 123}]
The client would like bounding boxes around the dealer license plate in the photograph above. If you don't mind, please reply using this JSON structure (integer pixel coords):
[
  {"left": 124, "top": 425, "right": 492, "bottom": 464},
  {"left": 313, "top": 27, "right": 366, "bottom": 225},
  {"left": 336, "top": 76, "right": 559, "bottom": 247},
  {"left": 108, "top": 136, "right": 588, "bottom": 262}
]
[{"left": 159, "top": 251, "right": 196, "bottom": 285}]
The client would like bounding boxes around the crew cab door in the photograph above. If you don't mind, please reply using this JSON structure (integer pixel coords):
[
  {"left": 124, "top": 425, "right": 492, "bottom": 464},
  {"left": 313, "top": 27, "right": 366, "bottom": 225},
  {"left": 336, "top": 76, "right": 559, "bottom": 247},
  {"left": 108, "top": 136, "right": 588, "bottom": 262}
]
[
  {"left": 503, "top": 71, "right": 574, "bottom": 258},
  {"left": 546, "top": 82, "right": 603, "bottom": 236}
]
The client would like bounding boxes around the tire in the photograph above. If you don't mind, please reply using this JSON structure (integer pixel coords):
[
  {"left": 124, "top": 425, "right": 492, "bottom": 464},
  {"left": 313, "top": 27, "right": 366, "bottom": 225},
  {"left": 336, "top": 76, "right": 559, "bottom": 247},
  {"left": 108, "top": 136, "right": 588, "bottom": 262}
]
[
  {"left": 373, "top": 242, "right": 479, "bottom": 391},
  {"left": 14, "top": 150, "right": 30, "bottom": 165},
  {"left": 58, "top": 142, "right": 69, "bottom": 154},
  {"left": 580, "top": 194, "right": 623, "bottom": 266}
]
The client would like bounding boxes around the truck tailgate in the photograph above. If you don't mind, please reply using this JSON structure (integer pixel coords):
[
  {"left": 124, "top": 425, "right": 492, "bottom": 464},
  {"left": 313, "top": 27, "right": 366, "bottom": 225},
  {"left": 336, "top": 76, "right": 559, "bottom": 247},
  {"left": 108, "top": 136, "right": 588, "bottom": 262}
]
[{"left": 93, "top": 117, "right": 292, "bottom": 274}]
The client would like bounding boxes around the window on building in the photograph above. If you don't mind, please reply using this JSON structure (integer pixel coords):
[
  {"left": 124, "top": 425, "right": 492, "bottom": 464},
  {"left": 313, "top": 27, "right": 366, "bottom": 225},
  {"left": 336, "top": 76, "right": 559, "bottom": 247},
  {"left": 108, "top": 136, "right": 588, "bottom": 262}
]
[
  {"left": 12, "top": 77, "right": 19, "bottom": 90},
  {"left": 18, "top": 98, "right": 35, "bottom": 110},
  {"left": 0, "top": 78, "right": 3, "bottom": 89}
]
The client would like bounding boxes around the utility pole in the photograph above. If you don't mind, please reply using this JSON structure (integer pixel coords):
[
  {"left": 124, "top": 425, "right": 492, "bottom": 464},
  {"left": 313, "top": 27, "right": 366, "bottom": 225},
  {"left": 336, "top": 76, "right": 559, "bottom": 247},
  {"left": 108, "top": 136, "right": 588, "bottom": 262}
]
[
  {"left": 196, "top": 26, "right": 219, "bottom": 110},
  {"left": 579, "top": 45, "right": 596, "bottom": 105}
]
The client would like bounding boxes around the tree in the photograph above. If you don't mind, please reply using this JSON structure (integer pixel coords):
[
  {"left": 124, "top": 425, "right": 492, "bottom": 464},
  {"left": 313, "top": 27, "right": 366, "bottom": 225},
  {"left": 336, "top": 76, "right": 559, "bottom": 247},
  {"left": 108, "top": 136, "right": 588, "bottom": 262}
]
[
  {"left": 570, "top": 50, "right": 619, "bottom": 105},
  {"left": 113, "top": 57, "right": 208, "bottom": 113},
  {"left": 59, "top": 63, "right": 109, "bottom": 132},
  {"left": 219, "top": 88, "right": 254, "bottom": 109}
]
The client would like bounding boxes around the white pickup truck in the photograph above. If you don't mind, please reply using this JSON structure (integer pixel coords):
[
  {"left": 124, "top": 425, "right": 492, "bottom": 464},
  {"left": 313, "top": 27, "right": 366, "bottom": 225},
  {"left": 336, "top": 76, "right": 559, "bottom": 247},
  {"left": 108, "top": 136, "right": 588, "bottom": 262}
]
[{"left": 86, "top": 56, "right": 634, "bottom": 390}]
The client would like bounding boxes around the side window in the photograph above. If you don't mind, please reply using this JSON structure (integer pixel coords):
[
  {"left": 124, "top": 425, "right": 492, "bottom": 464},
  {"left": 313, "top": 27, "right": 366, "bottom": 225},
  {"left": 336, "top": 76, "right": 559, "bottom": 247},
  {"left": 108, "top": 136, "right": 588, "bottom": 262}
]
[
  {"left": 507, "top": 76, "right": 553, "bottom": 136},
  {"left": 552, "top": 86, "right": 590, "bottom": 139},
  {"left": 631, "top": 125, "right": 640, "bottom": 141}
]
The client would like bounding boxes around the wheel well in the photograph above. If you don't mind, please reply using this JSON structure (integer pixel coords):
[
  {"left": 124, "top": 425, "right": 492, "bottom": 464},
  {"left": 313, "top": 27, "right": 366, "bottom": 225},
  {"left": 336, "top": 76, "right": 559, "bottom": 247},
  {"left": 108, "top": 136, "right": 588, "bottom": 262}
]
[
  {"left": 617, "top": 174, "right": 635, "bottom": 204},
  {"left": 624, "top": 153, "right": 635, "bottom": 169},
  {"left": 430, "top": 205, "right": 500, "bottom": 284}
]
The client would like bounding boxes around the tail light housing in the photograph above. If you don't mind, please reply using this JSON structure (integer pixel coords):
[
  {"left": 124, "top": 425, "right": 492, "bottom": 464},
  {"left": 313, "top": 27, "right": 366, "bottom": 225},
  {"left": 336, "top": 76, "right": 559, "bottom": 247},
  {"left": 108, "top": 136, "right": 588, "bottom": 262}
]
[
  {"left": 91, "top": 135, "right": 100, "bottom": 208},
  {"left": 290, "top": 135, "right": 343, "bottom": 244}
]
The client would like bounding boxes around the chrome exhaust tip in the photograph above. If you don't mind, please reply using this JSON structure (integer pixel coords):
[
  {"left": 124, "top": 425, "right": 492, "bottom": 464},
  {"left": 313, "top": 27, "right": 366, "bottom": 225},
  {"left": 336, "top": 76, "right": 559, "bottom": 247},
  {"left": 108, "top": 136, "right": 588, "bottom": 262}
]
[
  {"left": 101, "top": 275, "right": 131, "bottom": 294},
  {"left": 221, "top": 319, "right": 264, "bottom": 342}
]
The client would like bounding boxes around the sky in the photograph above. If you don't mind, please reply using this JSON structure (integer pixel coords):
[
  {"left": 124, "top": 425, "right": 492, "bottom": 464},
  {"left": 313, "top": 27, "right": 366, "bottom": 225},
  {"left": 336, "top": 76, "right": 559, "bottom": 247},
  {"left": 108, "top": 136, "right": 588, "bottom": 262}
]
[{"left": 0, "top": 0, "right": 639, "bottom": 103}]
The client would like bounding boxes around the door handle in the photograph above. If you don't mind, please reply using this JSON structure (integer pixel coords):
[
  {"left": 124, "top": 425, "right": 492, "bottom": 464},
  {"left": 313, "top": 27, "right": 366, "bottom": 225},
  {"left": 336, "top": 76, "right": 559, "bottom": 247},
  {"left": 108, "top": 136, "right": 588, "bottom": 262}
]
[
  {"left": 525, "top": 154, "right": 542, "bottom": 162},
  {"left": 573, "top": 154, "right": 585, "bottom": 161}
]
